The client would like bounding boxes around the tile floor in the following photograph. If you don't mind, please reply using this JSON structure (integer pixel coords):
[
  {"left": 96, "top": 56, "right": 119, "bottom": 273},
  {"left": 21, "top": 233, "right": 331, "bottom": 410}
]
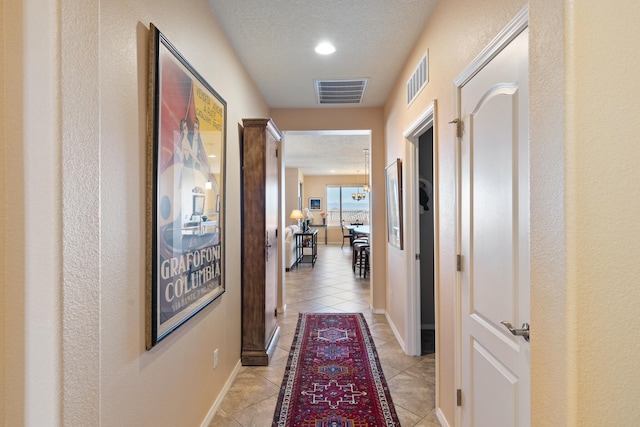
[{"left": 210, "top": 244, "right": 441, "bottom": 426}]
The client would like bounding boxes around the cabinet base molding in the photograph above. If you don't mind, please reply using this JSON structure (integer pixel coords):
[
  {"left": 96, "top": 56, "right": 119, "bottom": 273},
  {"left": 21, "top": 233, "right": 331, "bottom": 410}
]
[{"left": 241, "top": 326, "right": 280, "bottom": 366}]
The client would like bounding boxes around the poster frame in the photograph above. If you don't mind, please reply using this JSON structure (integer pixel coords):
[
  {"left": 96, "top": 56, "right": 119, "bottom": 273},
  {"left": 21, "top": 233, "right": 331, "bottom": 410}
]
[
  {"left": 145, "top": 24, "right": 227, "bottom": 349},
  {"left": 385, "top": 159, "right": 403, "bottom": 250}
]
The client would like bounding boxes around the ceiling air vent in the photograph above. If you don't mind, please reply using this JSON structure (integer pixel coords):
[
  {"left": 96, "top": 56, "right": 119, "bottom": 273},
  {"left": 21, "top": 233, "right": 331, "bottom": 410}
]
[
  {"left": 315, "top": 79, "right": 368, "bottom": 104},
  {"left": 407, "top": 50, "right": 429, "bottom": 106}
]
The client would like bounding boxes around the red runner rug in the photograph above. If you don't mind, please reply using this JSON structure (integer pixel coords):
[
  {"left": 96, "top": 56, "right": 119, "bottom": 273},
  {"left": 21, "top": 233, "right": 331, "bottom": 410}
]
[{"left": 272, "top": 313, "right": 400, "bottom": 426}]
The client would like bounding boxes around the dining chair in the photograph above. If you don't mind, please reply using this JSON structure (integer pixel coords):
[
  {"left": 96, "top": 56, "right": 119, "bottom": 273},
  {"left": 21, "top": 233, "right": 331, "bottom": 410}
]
[
  {"left": 350, "top": 222, "right": 367, "bottom": 241},
  {"left": 352, "top": 238, "right": 369, "bottom": 274},
  {"left": 361, "top": 246, "right": 370, "bottom": 278},
  {"left": 341, "top": 220, "right": 354, "bottom": 248}
]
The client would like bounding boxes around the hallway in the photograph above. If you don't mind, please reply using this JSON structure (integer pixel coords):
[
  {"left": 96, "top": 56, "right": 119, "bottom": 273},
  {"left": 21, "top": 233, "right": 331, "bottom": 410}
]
[{"left": 211, "top": 244, "right": 440, "bottom": 426}]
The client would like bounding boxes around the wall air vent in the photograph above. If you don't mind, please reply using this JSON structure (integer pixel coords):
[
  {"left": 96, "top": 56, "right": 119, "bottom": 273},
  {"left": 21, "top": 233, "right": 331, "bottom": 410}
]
[
  {"left": 315, "top": 79, "right": 368, "bottom": 104},
  {"left": 407, "top": 50, "right": 429, "bottom": 107}
]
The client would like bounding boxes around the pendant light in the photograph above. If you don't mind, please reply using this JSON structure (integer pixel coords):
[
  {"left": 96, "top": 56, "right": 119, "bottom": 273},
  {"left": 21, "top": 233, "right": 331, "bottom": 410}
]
[{"left": 352, "top": 148, "right": 369, "bottom": 201}]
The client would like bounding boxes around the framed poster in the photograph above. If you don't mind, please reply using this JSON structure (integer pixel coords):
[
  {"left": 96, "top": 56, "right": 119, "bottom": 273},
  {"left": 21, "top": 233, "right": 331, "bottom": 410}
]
[
  {"left": 146, "top": 23, "right": 226, "bottom": 349},
  {"left": 385, "top": 159, "right": 403, "bottom": 249},
  {"left": 309, "top": 197, "right": 321, "bottom": 211}
]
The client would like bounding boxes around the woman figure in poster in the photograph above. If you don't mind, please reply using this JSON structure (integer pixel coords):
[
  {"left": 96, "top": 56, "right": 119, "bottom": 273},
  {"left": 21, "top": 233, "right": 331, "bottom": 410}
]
[
  {"left": 178, "top": 118, "right": 198, "bottom": 226},
  {"left": 192, "top": 116, "right": 219, "bottom": 204},
  {"left": 190, "top": 118, "right": 205, "bottom": 172},
  {"left": 179, "top": 118, "right": 195, "bottom": 169}
]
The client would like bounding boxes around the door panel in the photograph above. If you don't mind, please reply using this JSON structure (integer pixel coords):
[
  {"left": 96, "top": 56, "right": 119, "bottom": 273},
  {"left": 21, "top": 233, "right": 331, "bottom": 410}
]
[
  {"left": 473, "top": 341, "right": 517, "bottom": 427},
  {"left": 460, "top": 27, "right": 530, "bottom": 427},
  {"left": 265, "top": 130, "right": 279, "bottom": 347},
  {"left": 471, "top": 90, "right": 517, "bottom": 332}
]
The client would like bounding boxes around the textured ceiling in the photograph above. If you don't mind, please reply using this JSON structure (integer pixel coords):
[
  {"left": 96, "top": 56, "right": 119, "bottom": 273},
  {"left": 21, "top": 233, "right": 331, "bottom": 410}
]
[
  {"left": 207, "top": 0, "right": 438, "bottom": 174},
  {"left": 283, "top": 131, "right": 371, "bottom": 176},
  {"left": 207, "top": 0, "right": 437, "bottom": 109}
]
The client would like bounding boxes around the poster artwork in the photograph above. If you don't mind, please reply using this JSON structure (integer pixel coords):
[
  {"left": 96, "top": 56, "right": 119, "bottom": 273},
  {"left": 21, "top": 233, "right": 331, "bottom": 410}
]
[{"left": 147, "top": 25, "right": 227, "bottom": 347}]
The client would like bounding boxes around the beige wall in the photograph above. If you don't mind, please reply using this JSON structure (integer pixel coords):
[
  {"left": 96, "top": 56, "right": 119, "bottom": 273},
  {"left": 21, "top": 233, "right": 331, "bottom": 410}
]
[
  {"left": 301, "top": 175, "right": 370, "bottom": 244},
  {"left": 382, "top": 0, "right": 527, "bottom": 422},
  {"left": 100, "top": 2, "right": 270, "bottom": 425},
  {"left": 271, "top": 108, "right": 386, "bottom": 311},
  {"left": 1, "top": 2, "right": 24, "bottom": 425},
  {"left": 529, "top": 1, "right": 571, "bottom": 425},
  {"left": 557, "top": 1, "right": 640, "bottom": 425},
  {"left": 3, "top": 0, "right": 269, "bottom": 425},
  {"left": 6, "top": 1, "right": 640, "bottom": 426},
  {"left": 384, "top": 0, "right": 640, "bottom": 425}
]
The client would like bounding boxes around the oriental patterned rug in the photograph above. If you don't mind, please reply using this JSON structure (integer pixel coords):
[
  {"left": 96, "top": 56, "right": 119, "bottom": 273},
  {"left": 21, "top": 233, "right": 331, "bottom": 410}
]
[{"left": 272, "top": 313, "right": 400, "bottom": 427}]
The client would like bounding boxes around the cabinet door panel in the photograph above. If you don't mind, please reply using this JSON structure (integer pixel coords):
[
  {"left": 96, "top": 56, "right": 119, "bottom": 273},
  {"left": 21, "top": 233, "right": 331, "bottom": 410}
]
[{"left": 240, "top": 119, "right": 282, "bottom": 366}]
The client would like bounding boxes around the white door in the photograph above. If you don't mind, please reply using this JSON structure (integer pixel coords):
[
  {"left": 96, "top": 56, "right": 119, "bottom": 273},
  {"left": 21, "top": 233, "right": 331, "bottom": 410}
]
[{"left": 459, "top": 25, "right": 530, "bottom": 427}]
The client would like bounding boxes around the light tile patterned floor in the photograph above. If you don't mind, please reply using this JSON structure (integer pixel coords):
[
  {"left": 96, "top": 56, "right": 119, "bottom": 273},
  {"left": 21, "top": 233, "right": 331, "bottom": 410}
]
[{"left": 210, "top": 244, "right": 440, "bottom": 426}]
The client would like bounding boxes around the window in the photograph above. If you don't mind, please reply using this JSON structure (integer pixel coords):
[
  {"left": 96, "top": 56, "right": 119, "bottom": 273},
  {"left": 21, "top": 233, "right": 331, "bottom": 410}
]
[{"left": 326, "top": 186, "right": 369, "bottom": 226}]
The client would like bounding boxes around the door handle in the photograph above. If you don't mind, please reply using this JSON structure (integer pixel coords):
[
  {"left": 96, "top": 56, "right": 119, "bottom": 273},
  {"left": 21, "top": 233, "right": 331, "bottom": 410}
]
[{"left": 500, "top": 321, "right": 530, "bottom": 342}]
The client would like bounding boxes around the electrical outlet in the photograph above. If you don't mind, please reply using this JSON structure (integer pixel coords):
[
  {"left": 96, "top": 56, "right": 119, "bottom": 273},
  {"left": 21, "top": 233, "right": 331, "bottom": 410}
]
[{"left": 213, "top": 348, "right": 219, "bottom": 369}]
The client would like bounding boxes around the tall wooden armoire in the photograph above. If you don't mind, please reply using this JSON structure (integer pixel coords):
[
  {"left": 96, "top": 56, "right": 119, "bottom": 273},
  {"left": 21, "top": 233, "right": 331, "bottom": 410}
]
[{"left": 240, "top": 118, "right": 281, "bottom": 366}]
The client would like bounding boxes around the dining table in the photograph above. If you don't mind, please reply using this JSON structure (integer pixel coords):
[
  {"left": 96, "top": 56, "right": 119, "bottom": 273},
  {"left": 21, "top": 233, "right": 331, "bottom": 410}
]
[{"left": 346, "top": 225, "right": 370, "bottom": 246}]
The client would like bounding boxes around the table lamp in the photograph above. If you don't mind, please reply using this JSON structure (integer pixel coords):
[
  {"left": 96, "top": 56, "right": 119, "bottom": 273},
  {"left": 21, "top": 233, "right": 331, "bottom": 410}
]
[{"left": 290, "top": 209, "right": 304, "bottom": 228}]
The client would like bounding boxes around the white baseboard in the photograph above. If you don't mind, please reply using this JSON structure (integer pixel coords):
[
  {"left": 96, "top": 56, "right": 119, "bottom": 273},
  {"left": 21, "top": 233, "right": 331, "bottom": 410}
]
[
  {"left": 384, "top": 311, "right": 407, "bottom": 353},
  {"left": 371, "top": 307, "right": 385, "bottom": 314},
  {"left": 200, "top": 359, "right": 243, "bottom": 427},
  {"left": 436, "top": 407, "right": 450, "bottom": 427},
  {"left": 374, "top": 311, "right": 447, "bottom": 425}
]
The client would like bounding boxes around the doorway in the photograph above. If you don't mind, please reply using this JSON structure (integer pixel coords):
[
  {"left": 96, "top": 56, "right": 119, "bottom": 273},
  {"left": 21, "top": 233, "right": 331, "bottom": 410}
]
[
  {"left": 403, "top": 100, "right": 437, "bottom": 358},
  {"left": 280, "top": 130, "right": 373, "bottom": 311},
  {"left": 418, "top": 128, "right": 435, "bottom": 355}
]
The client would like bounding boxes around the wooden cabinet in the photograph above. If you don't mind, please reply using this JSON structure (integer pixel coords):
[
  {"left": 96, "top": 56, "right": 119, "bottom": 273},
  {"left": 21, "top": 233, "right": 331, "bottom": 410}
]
[{"left": 240, "top": 118, "right": 281, "bottom": 365}]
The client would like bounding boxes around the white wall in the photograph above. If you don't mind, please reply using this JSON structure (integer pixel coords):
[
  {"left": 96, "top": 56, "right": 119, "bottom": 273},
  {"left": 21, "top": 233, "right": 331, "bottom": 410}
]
[{"left": 284, "top": 167, "right": 301, "bottom": 223}]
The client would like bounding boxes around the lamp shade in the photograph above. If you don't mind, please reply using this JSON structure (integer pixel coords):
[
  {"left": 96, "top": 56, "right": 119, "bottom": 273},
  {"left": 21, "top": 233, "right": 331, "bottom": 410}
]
[{"left": 290, "top": 209, "right": 304, "bottom": 220}]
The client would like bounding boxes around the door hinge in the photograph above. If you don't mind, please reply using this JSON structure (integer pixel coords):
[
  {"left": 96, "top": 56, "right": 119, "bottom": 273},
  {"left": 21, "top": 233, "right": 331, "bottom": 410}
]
[
  {"left": 456, "top": 254, "right": 462, "bottom": 272},
  {"left": 449, "top": 118, "right": 462, "bottom": 138},
  {"left": 457, "top": 389, "right": 462, "bottom": 407},
  {"left": 415, "top": 253, "right": 421, "bottom": 261},
  {"left": 275, "top": 148, "right": 279, "bottom": 158}
]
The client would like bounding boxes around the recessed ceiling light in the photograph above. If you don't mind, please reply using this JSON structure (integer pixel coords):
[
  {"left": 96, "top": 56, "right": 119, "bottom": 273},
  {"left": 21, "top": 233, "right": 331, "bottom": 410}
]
[{"left": 315, "top": 42, "right": 336, "bottom": 55}]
